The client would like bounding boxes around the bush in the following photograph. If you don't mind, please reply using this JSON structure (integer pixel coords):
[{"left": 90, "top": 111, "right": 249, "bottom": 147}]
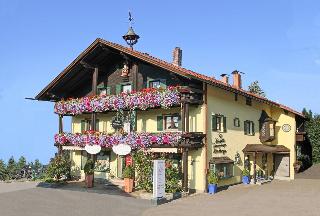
[
  {"left": 132, "top": 151, "right": 153, "bottom": 192},
  {"left": 242, "top": 168, "right": 250, "bottom": 177},
  {"left": 84, "top": 159, "right": 94, "bottom": 175},
  {"left": 46, "top": 154, "right": 71, "bottom": 180},
  {"left": 123, "top": 165, "right": 134, "bottom": 179},
  {"left": 165, "top": 161, "right": 181, "bottom": 193},
  {"left": 208, "top": 171, "right": 219, "bottom": 184}
]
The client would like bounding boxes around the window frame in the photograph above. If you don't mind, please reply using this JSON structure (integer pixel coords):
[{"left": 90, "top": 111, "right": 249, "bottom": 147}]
[
  {"left": 233, "top": 118, "right": 240, "bottom": 127},
  {"left": 163, "top": 114, "right": 181, "bottom": 131},
  {"left": 121, "top": 83, "right": 132, "bottom": 93},
  {"left": 244, "top": 120, "right": 255, "bottom": 136},
  {"left": 209, "top": 162, "right": 234, "bottom": 179},
  {"left": 212, "top": 114, "right": 227, "bottom": 133},
  {"left": 149, "top": 80, "right": 161, "bottom": 89}
]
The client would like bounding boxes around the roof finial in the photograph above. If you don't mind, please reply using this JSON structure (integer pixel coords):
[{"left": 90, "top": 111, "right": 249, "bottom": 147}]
[{"left": 123, "top": 11, "right": 140, "bottom": 49}]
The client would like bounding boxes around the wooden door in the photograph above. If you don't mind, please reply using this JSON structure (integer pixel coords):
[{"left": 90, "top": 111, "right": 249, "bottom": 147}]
[{"left": 274, "top": 154, "right": 290, "bottom": 177}]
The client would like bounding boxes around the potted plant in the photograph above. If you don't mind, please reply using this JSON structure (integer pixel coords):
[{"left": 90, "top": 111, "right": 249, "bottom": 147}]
[
  {"left": 207, "top": 171, "right": 219, "bottom": 194},
  {"left": 123, "top": 165, "right": 134, "bottom": 193},
  {"left": 84, "top": 159, "right": 94, "bottom": 188},
  {"left": 242, "top": 168, "right": 250, "bottom": 184}
]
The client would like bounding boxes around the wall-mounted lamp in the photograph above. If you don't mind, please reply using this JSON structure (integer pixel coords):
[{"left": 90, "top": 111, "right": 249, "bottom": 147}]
[{"left": 234, "top": 152, "right": 241, "bottom": 165}]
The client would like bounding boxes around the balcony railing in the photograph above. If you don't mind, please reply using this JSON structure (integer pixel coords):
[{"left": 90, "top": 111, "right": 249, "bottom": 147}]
[
  {"left": 54, "top": 86, "right": 181, "bottom": 115},
  {"left": 54, "top": 131, "right": 205, "bottom": 149}
]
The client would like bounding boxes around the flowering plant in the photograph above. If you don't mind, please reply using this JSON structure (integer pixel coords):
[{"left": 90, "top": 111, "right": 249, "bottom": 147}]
[
  {"left": 54, "top": 131, "right": 182, "bottom": 149},
  {"left": 54, "top": 86, "right": 181, "bottom": 115}
]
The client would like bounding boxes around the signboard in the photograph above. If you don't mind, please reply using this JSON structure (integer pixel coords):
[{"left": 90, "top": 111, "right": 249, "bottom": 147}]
[
  {"left": 112, "top": 118, "right": 123, "bottom": 130},
  {"left": 112, "top": 144, "right": 131, "bottom": 156},
  {"left": 125, "top": 155, "right": 133, "bottom": 166},
  {"left": 153, "top": 160, "right": 165, "bottom": 198},
  {"left": 123, "top": 122, "right": 131, "bottom": 133},
  {"left": 85, "top": 145, "right": 101, "bottom": 155}
]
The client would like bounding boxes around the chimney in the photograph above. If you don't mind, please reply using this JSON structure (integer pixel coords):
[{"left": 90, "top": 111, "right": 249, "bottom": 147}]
[
  {"left": 232, "top": 70, "right": 242, "bottom": 89},
  {"left": 220, "top": 74, "right": 229, "bottom": 84},
  {"left": 172, "top": 47, "right": 182, "bottom": 66}
]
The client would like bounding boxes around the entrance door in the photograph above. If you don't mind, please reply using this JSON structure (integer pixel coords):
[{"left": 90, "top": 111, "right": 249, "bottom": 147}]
[
  {"left": 117, "top": 156, "right": 125, "bottom": 178},
  {"left": 274, "top": 154, "right": 290, "bottom": 177}
]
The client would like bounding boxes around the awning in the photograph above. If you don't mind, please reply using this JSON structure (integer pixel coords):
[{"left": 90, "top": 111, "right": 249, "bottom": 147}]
[
  {"left": 243, "top": 144, "right": 290, "bottom": 153},
  {"left": 209, "top": 156, "right": 234, "bottom": 164},
  {"left": 146, "top": 148, "right": 179, "bottom": 153}
]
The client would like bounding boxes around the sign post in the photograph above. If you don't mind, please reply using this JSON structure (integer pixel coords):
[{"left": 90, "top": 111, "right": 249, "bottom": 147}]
[{"left": 152, "top": 160, "right": 166, "bottom": 204}]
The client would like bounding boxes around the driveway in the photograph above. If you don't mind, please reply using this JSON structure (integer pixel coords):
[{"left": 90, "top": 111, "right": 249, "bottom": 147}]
[
  {"left": 0, "top": 181, "right": 151, "bottom": 216},
  {"left": 143, "top": 179, "right": 320, "bottom": 216}
]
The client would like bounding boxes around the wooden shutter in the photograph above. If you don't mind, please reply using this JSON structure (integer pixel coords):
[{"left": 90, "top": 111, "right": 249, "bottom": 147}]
[
  {"left": 116, "top": 84, "right": 122, "bottom": 94},
  {"left": 157, "top": 116, "right": 163, "bottom": 131},
  {"left": 106, "top": 87, "right": 111, "bottom": 95},
  {"left": 223, "top": 116, "right": 227, "bottom": 132},
  {"left": 81, "top": 120, "right": 85, "bottom": 133},
  {"left": 252, "top": 122, "right": 255, "bottom": 135},
  {"left": 96, "top": 119, "right": 99, "bottom": 132},
  {"left": 212, "top": 115, "right": 217, "bottom": 131},
  {"left": 244, "top": 121, "right": 248, "bottom": 135}
]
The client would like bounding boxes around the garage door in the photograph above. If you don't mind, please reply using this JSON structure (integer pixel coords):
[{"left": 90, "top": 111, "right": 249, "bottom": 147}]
[{"left": 274, "top": 154, "right": 290, "bottom": 177}]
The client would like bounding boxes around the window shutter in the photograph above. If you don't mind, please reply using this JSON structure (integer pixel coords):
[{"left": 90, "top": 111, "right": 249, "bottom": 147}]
[
  {"left": 96, "top": 119, "right": 99, "bottom": 132},
  {"left": 81, "top": 120, "right": 85, "bottom": 133},
  {"left": 223, "top": 116, "right": 227, "bottom": 132},
  {"left": 178, "top": 115, "right": 182, "bottom": 131},
  {"left": 106, "top": 87, "right": 111, "bottom": 95},
  {"left": 116, "top": 84, "right": 121, "bottom": 94},
  {"left": 157, "top": 116, "right": 163, "bottom": 131},
  {"left": 244, "top": 121, "right": 248, "bottom": 135},
  {"left": 212, "top": 115, "right": 217, "bottom": 131},
  {"left": 146, "top": 78, "right": 153, "bottom": 88},
  {"left": 160, "top": 79, "right": 167, "bottom": 89},
  {"left": 252, "top": 122, "right": 255, "bottom": 135}
]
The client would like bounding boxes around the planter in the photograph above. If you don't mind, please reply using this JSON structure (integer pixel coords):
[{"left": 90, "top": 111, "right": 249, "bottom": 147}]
[
  {"left": 242, "top": 176, "right": 250, "bottom": 184},
  {"left": 208, "top": 184, "right": 217, "bottom": 194},
  {"left": 85, "top": 174, "right": 93, "bottom": 188},
  {"left": 124, "top": 178, "right": 134, "bottom": 193}
]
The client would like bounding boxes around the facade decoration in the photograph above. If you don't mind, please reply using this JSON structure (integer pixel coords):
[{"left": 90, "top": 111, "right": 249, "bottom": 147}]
[
  {"left": 54, "top": 86, "right": 181, "bottom": 115},
  {"left": 54, "top": 131, "right": 182, "bottom": 149},
  {"left": 213, "top": 133, "right": 227, "bottom": 154}
]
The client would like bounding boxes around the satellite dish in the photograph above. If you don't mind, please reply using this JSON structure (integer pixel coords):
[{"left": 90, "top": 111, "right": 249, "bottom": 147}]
[
  {"left": 112, "top": 144, "right": 131, "bottom": 156},
  {"left": 85, "top": 145, "right": 101, "bottom": 155}
]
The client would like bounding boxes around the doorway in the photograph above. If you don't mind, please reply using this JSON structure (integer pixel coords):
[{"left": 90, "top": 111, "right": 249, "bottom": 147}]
[{"left": 274, "top": 154, "right": 290, "bottom": 178}]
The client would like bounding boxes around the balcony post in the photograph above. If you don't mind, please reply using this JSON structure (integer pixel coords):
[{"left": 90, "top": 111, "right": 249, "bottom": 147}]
[
  {"left": 253, "top": 152, "right": 257, "bottom": 184},
  {"left": 182, "top": 91, "right": 190, "bottom": 192},
  {"left": 58, "top": 114, "right": 63, "bottom": 155}
]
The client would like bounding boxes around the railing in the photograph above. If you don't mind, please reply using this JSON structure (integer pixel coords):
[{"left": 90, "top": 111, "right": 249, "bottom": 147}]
[{"left": 54, "top": 131, "right": 205, "bottom": 150}]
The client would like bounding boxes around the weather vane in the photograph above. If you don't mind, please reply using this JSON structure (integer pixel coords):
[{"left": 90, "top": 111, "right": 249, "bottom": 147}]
[{"left": 122, "top": 11, "right": 140, "bottom": 49}]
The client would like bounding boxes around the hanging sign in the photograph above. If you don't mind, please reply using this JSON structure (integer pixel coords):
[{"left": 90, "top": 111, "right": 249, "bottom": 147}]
[
  {"left": 112, "top": 118, "right": 123, "bottom": 130},
  {"left": 153, "top": 160, "right": 166, "bottom": 198},
  {"left": 85, "top": 145, "right": 101, "bottom": 155},
  {"left": 112, "top": 143, "right": 131, "bottom": 155}
]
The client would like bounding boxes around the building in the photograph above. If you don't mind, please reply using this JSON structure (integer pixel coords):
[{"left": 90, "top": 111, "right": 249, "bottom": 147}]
[{"left": 35, "top": 33, "right": 307, "bottom": 192}]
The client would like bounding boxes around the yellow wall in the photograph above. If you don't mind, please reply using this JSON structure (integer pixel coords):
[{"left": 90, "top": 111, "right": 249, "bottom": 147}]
[{"left": 206, "top": 85, "right": 297, "bottom": 186}]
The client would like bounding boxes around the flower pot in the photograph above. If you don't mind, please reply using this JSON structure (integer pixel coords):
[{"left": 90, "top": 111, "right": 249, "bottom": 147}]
[
  {"left": 242, "top": 176, "right": 250, "bottom": 184},
  {"left": 208, "top": 184, "right": 217, "bottom": 194},
  {"left": 124, "top": 178, "right": 134, "bottom": 193},
  {"left": 85, "top": 174, "right": 93, "bottom": 188}
]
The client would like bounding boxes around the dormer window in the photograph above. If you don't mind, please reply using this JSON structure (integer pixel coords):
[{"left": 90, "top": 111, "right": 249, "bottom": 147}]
[{"left": 259, "top": 110, "right": 276, "bottom": 142}]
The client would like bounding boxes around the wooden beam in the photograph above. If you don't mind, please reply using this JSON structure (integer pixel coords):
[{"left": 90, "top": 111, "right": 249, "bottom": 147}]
[
  {"left": 253, "top": 152, "right": 257, "bottom": 184},
  {"left": 185, "top": 102, "right": 190, "bottom": 133},
  {"left": 182, "top": 148, "right": 189, "bottom": 192},
  {"left": 58, "top": 115, "right": 63, "bottom": 155}
]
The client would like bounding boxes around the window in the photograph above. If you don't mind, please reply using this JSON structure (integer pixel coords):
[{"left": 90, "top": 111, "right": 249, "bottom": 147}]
[
  {"left": 209, "top": 163, "right": 234, "bottom": 179},
  {"left": 244, "top": 120, "right": 255, "bottom": 135},
  {"left": 81, "top": 119, "right": 99, "bottom": 132},
  {"left": 157, "top": 114, "right": 181, "bottom": 131},
  {"left": 122, "top": 84, "right": 132, "bottom": 93},
  {"left": 95, "top": 150, "right": 111, "bottom": 172},
  {"left": 149, "top": 80, "right": 161, "bottom": 88},
  {"left": 246, "top": 97, "right": 252, "bottom": 106},
  {"left": 164, "top": 115, "right": 180, "bottom": 130},
  {"left": 233, "top": 118, "right": 240, "bottom": 127},
  {"left": 212, "top": 114, "right": 227, "bottom": 132}
]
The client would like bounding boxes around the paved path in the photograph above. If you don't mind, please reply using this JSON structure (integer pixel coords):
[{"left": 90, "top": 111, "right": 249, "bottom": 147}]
[
  {"left": 0, "top": 182, "right": 151, "bottom": 216},
  {"left": 143, "top": 179, "right": 320, "bottom": 216},
  {"left": 0, "top": 181, "right": 39, "bottom": 194}
]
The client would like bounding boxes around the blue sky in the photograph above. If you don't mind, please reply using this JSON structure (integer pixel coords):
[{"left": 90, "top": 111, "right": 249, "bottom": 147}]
[{"left": 0, "top": 0, "right": 319, "bottom": 163}]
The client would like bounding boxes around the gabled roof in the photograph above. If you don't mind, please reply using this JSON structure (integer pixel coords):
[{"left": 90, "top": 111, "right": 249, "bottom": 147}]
[{"left": 35, "top": 38, "right": 304, "bottom": 118}]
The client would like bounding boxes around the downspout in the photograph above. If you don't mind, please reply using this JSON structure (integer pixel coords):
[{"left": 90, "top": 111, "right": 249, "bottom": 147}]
[{"left": 203, "top": 83, "right": 208, "bottom": 192}]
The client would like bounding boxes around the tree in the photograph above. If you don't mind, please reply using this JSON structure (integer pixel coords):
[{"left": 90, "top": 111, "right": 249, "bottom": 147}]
[
  {"left": 248, "top": 81, "right": 266, "bottom": 97},
  {"left": 17, "top": 156, "right": 27, "bottom": 171},
  {"left": 46, "top": 155, "right": 71, "bottom": 180},
  {"left": 302, "top": 108, "right": 320, "bottom": 164},
  {"left": 0, "top": 159, "right": 8, "bottom": 181},
  {"left": 6, "top": 156, "right": 18, "bottom": 179}
]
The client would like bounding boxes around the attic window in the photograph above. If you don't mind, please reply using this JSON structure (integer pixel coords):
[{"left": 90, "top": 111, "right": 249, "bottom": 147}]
[{"left": 246, "top": 97, "right": 252, "bottom": 106}]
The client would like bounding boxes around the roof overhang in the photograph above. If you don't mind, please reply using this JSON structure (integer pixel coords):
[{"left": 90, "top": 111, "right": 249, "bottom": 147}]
[{"left": 243, "top": 144, "right": 290, "bottom": 153}]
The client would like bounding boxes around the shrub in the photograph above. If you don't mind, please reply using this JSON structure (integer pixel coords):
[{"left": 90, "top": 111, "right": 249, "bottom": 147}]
[
  {"left": 83, "top": 159, "right": 94, "bottom": 175},
  {"left": 165, "top": 161, "right": 182, "bottom": 193},
  {"left": 242, "top": 168, "right": 250, "bottom": 177},
  {"left": 207, "top": 171, "right": 219, "bottom": 184},
  {"left": 132, "top": 150, "right": 153, "bottom": 192},
  {"left": 46, "top": 154, "right": 71, "bottom": 180},
  {"left": 123, "top": 165, "right": 135, "bottom": 179}
]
